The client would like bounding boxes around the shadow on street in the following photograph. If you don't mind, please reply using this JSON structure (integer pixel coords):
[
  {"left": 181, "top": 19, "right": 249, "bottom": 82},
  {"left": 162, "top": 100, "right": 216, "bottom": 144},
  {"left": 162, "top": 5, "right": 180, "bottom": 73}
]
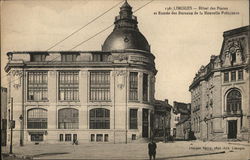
[
  {"left": 32, "top": 152, "right": 69, "bottom": 158},
  {"left": 157, "top": 151, "right": 226, "bottom": 160}
]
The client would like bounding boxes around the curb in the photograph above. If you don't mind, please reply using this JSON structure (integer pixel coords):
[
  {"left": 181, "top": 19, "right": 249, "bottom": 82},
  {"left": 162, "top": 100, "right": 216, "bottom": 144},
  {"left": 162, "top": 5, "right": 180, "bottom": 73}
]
[{"left": 2, "top": 153, "right": 33, "bottom": 160}]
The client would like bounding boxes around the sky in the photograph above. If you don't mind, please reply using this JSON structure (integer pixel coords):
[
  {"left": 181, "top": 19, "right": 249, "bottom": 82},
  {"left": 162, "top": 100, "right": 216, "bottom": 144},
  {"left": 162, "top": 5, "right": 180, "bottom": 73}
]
[{"left": 1, "top": 0, "right": 249, "bottom": 104}]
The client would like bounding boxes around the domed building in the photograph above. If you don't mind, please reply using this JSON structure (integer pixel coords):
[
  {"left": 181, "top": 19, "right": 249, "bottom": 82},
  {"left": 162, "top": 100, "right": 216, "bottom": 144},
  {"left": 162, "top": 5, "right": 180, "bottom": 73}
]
[
  {"left": 102, "top": 1, "right": 150, "bottom": 52},
  {"left": 5, "top": 1, "right": 157, "bottom": 144}
]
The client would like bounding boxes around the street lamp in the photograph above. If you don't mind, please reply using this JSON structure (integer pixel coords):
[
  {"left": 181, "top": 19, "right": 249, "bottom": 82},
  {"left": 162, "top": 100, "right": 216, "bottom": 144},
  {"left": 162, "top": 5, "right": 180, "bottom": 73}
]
[
  {"left": 9, "top": 98, "right": 13, "bottom": 154},
  {"left": 19, "top": 115, "right": 23, "bottom": 146}
]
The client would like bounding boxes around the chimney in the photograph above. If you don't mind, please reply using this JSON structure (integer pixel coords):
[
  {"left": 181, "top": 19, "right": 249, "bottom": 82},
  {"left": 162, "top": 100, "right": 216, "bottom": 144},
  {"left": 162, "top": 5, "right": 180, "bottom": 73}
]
[
  {"left": 164, "top": 99, "right": 168, "bottom": 104},
  {"left": 173, "top": 101, "right": 177, "bottom": 107}
]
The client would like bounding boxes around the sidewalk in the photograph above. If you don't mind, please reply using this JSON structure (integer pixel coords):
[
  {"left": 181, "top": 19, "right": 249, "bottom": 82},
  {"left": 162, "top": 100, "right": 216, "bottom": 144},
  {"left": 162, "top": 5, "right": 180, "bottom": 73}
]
[{"left": 2, "top": 141, "right": 250, "bottom": 160}]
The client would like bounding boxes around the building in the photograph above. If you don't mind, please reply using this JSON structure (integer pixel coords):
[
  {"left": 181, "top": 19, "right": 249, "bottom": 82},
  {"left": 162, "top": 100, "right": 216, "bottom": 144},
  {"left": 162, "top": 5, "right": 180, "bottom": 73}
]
[
  {"left": 175, "top": 118, "right": 191, "bottom": 140},
  {"left": 189, "top": 26, "right": 250, "bottom": 141},
  {"left": 153, "top": 99, "right": 171, "bottom": 141},
  {"left": 172, "top": 101, "right": 191, "bottom": 140},
  {"left": 1, "top": 87, "right": 8, "bottom": 146},
  {"left": 4, "top": 1, "right": 158, "bottom": 145},
  {"left": 173, "top": 102, "right": 191, "bottom": 123},
  {"left": 170, "top": 108, "right": 180, "bottom": 138}
]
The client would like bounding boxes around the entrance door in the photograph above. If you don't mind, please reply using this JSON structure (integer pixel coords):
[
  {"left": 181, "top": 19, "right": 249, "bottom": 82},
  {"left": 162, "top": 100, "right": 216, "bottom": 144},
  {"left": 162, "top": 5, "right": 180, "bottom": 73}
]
[
  {"left": 73, "top": 134, "right": 77, "bottom": 142},
  {"left": 228, "top": 120, "right": 237, "bottom": 139},
  {"left": 142, "top": 109, "right": 149, "bottom": 138}
]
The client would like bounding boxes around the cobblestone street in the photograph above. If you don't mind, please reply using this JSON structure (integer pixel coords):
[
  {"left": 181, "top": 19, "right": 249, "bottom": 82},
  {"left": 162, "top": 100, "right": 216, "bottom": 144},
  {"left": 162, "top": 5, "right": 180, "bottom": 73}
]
[{"left": 2, "top": 141, "right": 250, "bottom": 160}]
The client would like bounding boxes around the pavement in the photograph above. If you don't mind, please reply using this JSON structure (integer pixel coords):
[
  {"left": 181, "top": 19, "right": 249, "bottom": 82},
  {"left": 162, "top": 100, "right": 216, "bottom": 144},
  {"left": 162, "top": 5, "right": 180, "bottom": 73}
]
[{"left": 1, "top": 141, "right": 250, "bottom": 160}]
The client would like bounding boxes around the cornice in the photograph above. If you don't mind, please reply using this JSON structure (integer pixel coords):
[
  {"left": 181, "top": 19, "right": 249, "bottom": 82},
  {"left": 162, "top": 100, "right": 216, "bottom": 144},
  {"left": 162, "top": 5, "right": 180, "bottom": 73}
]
[{"left": 189, "top": 64, "right": 248, "bottom": 90}]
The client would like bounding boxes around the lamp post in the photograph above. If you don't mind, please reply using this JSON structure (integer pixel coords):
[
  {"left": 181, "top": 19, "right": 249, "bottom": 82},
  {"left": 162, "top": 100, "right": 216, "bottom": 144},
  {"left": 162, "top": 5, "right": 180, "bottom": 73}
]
[
  {"left": 9, "top": 98, "right": 13, "bottom": 154},
  {"left": 19, "top": 115, "right": 23, "bottom": 146}
]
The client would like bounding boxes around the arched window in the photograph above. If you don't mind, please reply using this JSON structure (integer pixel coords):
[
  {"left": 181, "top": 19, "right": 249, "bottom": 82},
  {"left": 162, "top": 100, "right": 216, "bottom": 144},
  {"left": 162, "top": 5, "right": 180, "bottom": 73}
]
[
  {"left": 27, "top": 108, "right": 47, "bottom": 129},
  {"left": 58, "top": 108, "right": 79, "bottom": 129},
  {"left": 90, "top": 108, "right": 110, "bottom": 129},
  {"left": 226, "top": 89, "right": 242, "bottom": 112}
]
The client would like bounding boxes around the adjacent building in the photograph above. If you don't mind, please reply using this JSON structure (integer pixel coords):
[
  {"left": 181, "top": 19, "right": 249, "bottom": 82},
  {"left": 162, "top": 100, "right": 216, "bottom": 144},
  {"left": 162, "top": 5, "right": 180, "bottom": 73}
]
[
  {"left": 175, "top": 118, "right": 191, "bottom": 140},
  {"left": 170, "top": 107, "right": 180, "bottom": 138},
  {"left": 189, "top": 26, "right": 250, "bottom": 141},
  {"left": 172, "top": 101, "right": 191, "bottom": 140},
  {"left": 1, "top": 87, "right": 8, "bottom": 146},
  {"left": 153, "top": 99, "right": 171, "bottom": 140},
  {"left": 4, "top": 1, "right": 158, "bottom": 144}
]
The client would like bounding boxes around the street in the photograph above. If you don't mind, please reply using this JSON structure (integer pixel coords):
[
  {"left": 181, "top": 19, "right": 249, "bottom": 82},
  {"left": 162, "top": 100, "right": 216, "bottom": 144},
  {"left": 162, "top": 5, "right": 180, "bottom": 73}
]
[{"left": 2, "top": 141, "right": 249, "bottom": 160}]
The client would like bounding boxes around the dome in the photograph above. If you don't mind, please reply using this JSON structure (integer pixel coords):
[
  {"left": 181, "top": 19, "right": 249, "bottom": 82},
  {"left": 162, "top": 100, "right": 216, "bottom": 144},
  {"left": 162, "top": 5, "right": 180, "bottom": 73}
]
[
  {"left": 102, "top": 1, "right": 150, "bottom": 52},
  {"left": 102, "top": 28, "right": 150, "bottom": 52}
]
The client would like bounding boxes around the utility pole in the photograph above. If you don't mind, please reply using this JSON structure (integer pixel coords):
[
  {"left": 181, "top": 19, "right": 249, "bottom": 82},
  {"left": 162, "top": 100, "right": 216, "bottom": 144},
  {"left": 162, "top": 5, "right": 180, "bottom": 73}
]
[{"left": 9, "top": 97, "right": 13, "bottom": 154}]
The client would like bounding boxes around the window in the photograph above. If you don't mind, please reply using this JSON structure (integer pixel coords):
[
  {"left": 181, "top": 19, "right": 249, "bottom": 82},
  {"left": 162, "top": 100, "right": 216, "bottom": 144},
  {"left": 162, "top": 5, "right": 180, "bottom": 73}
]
[
  {"left": 73, "top": 134, "right": 77, "bottom": 141},
  {"left": 196, "top": 118, "right": 198, "bottom": 132},
  {"left": 132, "top": 134, "right": 136, "bottom": 140},
  {"left": 65, "top": 134, "right": 72, "bottom": 141},
  {"left": 27, "top": 72, "right": 48, "bottom": 101},
  {"left": 90, "top": 71, "right": 110, "bottom": 101},
  {"left": 61, "top": 53, "right": 78, "bottom": 62},
  {"left": 58, "top": 108, "right": 79, "bottom": 129},
  {"left": 30, "top": 54, "right": 47, "bottom": 62},
  {"left": 143, "top": 73, "right": 148, "bottom": 101},
  {"left": 195, "top": 118, "right": 198, "bottom": 132},
  {"left": 59, "top": 134, "right": 64, "bottom": 141},
  {"left": 210, "top": 121, "right": 213, "bottom": 133},
  {"left": 129, "top": 109, "right": 138, "bottom": 129},
  {"left": 129, "top": 72, "right": 138, "bottom": 101},
  {"left": 104, "top": 134, "right": 109, "bottom": 142},
  {"left": 91, "top": 134, "right": 95, "bottom": 142},
  {"left": 198, "top": 117, "right": 200, "bottom": 132},
  {"left": 226, "top": 90, "right": 241, "bottom": 112},
  {"left": 31, "top": 134, "right": 43, "bottom": 141},
  {"left": 238, "top": 70, "right": 243, "bottom": 80},
  {"left": 92, "top": 54, "right": 109, "bottom": 62},
  {"left": 27, "top": 108, "right": 47, "bottom": 129},
  {"left": 231, "top": 71, "right": 236, "bottom": 81},
  {"left": 224, "top": 72, "right": 229, "bottom": 82},
  {"left": 231, "top": 52, "right": 236, "bottom": 65},
  {"left": 2, "top": 119, "right": 7, "bottom": 130},
  {"left": 96, "top": 134, "right": 103, "bottom": 142},
  {"left": 89, "top": 108, "right": 110, "bottom": 129},
  {"left": 59, "top": 71, "right": 79, "bottom": 101}
]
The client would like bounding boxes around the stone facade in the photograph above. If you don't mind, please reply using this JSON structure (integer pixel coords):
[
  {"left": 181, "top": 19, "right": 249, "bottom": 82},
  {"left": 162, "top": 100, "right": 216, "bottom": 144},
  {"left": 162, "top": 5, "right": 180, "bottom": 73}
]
[
  {"left": 189, "top": 26, "right": 250, "bottom": 141},
  {"left": 4, "top": 2, "right": 158, "bottom": 145}
]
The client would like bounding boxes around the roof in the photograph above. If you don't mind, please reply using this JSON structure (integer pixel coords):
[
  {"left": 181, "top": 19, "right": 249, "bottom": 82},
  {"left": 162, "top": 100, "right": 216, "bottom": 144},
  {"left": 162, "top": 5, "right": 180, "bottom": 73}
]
[
  {"left": 102, "top": 1, "right": 150, "bottom": 53},
  {"left": 223, "top": 25, "right": 249, "bottom": 37},
  {"left": 154, "top": 100, "right": 172, "bottom": 112},
  {"left": 173, "top": 101, "right": 190, "bottom": 115}
]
